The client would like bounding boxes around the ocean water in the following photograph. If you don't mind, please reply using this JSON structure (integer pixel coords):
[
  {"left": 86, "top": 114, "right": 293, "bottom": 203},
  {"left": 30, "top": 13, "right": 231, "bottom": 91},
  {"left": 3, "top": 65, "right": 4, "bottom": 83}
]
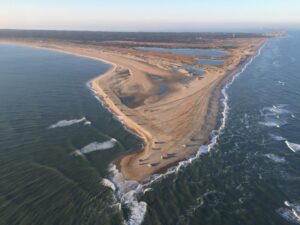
[
  {"left": 1, "top": 31, "right": 300, "bottom": 225},
  {"left": 137, "top": 32, "right": 300, "bottom": 225},
  {"left": 0, "top": 44, "right": 141, "bottom": 225}
]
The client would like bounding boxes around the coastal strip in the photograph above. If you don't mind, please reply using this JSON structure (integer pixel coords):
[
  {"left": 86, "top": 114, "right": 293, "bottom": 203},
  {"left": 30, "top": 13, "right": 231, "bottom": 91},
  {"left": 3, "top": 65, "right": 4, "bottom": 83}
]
[{"left": 0, "top": 37, "right": 267, "bottom": 182}]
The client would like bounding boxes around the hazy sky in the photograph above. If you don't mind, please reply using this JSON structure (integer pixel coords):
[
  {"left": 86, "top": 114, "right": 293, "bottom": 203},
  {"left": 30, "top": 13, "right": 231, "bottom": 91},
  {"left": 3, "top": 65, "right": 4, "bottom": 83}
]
[{"left": 1, "top": 0, "right": 300, "bottom": 31}]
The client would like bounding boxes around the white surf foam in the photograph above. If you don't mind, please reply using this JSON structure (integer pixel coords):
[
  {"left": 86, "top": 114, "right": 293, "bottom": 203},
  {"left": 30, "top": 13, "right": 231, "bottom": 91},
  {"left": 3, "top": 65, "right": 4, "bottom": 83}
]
[
  {"left": 122, "top": 191, "right": 148, "bottom": 225},
  {"left": 278, "top": 81, "right": 285, "bottom": 86},
  {"left": 139, "top": 42, "right": 267, "bottom": 190},
  {"left": 285, "top": 141, "right": 300, "bottom": 153},
  {"left": 49, "top": 117, "right": 87, "bottom": 129},
  {"left": 269, "top": 133, "right": 286, "bottom": 141},
  {"left": 84, "top": 120, "right": 92, "bottom": 126},
  {"left": 90, "top": 44, "right": 266, "bottom": 225},
  {"left": 108, "top": 164, "right": 147, "bottom": 225},
  {"left": 277, "top": 201, "right": 300, "bottom": 224},
  {"left": 259, "top": 104, "right": 293, "bottom": 128},
  {"left": 80, "top": 139, "right": 117, "bottom": 154},
  {"left": 264, "top": 153, "right": 286, "bottom": 163},
  {"left": 71, "top": 150, "right": 84, "bottom": 157},
  {"left": 262, "top": 104, "right": 291, "bottom": 115},
  {"left": 259, "top": 120, "right": 287, "bottom": 128},
  {"left": 101, "top": 178, "right": 117, "bottom": 192}
]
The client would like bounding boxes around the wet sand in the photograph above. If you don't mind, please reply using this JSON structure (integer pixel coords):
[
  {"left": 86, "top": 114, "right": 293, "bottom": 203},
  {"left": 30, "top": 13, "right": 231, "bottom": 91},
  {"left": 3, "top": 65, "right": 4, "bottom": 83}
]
[{"left": 0, "top": 37, "right": 267, "bottom": 182}]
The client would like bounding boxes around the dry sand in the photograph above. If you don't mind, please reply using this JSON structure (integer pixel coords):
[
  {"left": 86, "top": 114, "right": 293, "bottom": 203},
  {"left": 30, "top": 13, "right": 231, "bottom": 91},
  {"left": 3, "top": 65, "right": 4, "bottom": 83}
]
[{"left": 0, "top": 37, "right": 267, "bottom": 182}]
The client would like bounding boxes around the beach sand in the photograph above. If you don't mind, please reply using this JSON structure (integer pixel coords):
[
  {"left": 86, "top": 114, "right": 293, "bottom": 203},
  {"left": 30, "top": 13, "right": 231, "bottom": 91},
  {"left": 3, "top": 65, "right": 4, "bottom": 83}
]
[{"left": 0, "top": 37, "right": 267, "bottom": 182}]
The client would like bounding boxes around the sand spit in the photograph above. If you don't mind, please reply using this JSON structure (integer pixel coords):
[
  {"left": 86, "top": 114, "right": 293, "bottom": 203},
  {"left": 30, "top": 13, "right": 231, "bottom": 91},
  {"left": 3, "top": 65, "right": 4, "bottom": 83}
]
[{"left": 0, "top": 37, "right": 267, "bottom": 182}]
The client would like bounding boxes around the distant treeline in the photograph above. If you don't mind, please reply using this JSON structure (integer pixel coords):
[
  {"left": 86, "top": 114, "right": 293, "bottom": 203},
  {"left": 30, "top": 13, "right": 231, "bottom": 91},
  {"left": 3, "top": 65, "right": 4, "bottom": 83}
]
[{"left": 0, "top": 29, "right": 265, "bottom": 42}]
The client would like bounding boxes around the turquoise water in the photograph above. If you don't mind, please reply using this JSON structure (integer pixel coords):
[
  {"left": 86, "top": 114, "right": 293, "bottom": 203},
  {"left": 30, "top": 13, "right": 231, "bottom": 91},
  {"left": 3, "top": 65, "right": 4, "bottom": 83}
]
[{"left": 1, "top": 31, "right": 300, "bottom": 225}]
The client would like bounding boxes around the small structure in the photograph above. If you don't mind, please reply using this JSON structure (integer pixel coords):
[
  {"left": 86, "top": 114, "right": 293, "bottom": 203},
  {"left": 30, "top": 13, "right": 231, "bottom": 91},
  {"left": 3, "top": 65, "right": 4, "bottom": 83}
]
[
  {"left": 147, "top": 162, "right": 160, "bottom": 167},
  {"left": 161, "top": 152, "right": 176, "bottom": 159}
]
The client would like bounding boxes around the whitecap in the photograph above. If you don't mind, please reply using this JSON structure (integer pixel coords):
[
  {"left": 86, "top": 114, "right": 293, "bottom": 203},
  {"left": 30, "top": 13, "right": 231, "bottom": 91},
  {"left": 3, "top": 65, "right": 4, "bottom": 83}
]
[
  {"left": 262, "top": 104, "right": 291, "bottom": 115},
  {"left": 122, "top": 191, "right": 147, "bottom": 225},
  {"left": 285, "top": 141, "right": 300, "bottom": 153},
  {"left": 143, "top": 188, "right": 153, "bottom": 194},
  {"left": 277, "top": 201, "right": 300, "bottom": 224},
  {"left": 264, "top": 153, "right": 286, "bottom": 163},
  {"left": 71, "top": 150, "right": 84, "bottom": 157},
  {"left": 84, "top": 120, "right": 92, "bottom": 126},
  {"left": 101, "top": 178, "right": 116, "bottom": 192},
  {"left": 109, "top": 165, "right": 147, "bottom": 225},
  {"left": 259, "top": 106, "right": 289, "bottom": 128},
  {"left": 259, "top": 121, "right": 281, "bottom": 128},
  {"left": 80, "top": 139, "right": 117, "bottom": 154},
  {"left": 49, "top": 117, "right": 87, "bottom": 129},
  {"left": 269, "top": 133, "right": 286, "bottom": 141},
  {"left": 278, "top": 81, "right": 285, "bottom": 86}
]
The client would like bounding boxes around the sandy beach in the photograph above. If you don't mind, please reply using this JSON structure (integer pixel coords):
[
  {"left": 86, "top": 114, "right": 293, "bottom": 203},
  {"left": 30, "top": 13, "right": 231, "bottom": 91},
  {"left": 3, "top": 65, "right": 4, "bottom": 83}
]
[{"left": 0, "top": 37, "right": 267, "bottom": 182}]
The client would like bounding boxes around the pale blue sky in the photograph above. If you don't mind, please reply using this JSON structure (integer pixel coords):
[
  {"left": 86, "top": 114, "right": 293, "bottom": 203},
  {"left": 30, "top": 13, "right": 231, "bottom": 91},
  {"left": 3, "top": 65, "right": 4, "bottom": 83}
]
[{"left": 1, "top": 0, "right": 300, "bottom": 31}]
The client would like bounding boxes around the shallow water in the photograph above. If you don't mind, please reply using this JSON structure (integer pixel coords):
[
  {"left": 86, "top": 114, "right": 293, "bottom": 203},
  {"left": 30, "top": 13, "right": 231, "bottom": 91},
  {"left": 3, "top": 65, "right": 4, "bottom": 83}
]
[
  {"left": 120, "top": 96, "right": 135, "bottom": 107},
  {"left": 140, "top": 47, "right": 226, "bottom": 77},
  {"left": 137, "top": 47, "right": 229, "bottom": 57},
  {"left": 184, "top": 65, "right": 205, "bottom": 75},
  {"left": 1, "top": 31, "right": 300, "bottom": 225},
  {"left": 197, "top": 59, "right": 225, "bottom": 66}
]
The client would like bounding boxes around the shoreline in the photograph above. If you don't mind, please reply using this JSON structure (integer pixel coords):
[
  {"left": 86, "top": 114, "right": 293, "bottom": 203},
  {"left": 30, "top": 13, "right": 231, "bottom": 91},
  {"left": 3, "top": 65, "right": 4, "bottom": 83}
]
[
  {"left": 145, "top": 42, "right": 266, "bottom": 181},
  {"left": 82, "top": 39, "right": 266, "bottom": 182},
  {"left": 0, "top": 38, "right": 267, "bottom": 183},
  {"left": 137, "top": 42, "right": 267, "bottom": 190}
]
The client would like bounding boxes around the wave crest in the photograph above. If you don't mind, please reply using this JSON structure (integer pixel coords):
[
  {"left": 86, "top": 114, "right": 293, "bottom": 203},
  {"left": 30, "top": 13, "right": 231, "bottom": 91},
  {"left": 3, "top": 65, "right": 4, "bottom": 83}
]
[
  {"left": 80, "top": 139, "right": 117, "bottom": 154},
  {"left": 285, "top": 141, "right": 300, "bottom": 153},
  {"left": 48, "top": 117, "right": 90, "bottom": 128},
  {"left": 264, "top": 153, "right": 286, "bottom": 163}
]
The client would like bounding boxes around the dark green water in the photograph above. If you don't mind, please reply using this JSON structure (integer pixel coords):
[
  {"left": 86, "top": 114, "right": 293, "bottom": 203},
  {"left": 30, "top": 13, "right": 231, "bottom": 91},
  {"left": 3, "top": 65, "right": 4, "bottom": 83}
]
[
  {"left": 1, "top": 31, "right": 300, "bottom": 225},
  {"left": 0, "top": 44, "right": 141, "bottom": 225}
]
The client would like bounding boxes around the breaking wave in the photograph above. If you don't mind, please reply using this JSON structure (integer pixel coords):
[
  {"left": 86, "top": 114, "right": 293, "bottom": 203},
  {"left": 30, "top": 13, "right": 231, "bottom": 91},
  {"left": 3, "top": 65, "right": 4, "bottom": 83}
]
[
  {"left": 90, "top": 45, "right": 265, "bottom": 225},
  {"left": 102, "top": 42, "right": 266, "bottom": 225},
  {"left": 264, "top": 153, "right": 286, "bottom": 163},
  {"left": 259, "top": 121, "right": 286, "bottom": 128},
  {"left": 123, "top": 191, "right": 148, "bottom": 225},
  {"left": 285, "top": 141, "right": 300, "bottom": 153},
  {"left": 269, "top": 133, "right": 286, "bottom": 141},
  {"left": 48, "top": 117, "right": 90, "bottom": 129},
  {"left": 109, "top": 165, "right": 147, "bottom": 225},
  {"left": 117, "top": 42, "right": 267, "bottom": 195},
  {"left": 101, "top": 178, "right": 116, "bottom": 192},
  {"left": 277, "top": 201, "right": 300, "bottom": 224},
  {"left": 259, "top": 104, "right": 294, "bottom": 128},
  {"left": 80, "top": 139, "right": 117, "bottom": 154},
  {"left": 262, "top": 104, "right": 291, "bottom": 115}
]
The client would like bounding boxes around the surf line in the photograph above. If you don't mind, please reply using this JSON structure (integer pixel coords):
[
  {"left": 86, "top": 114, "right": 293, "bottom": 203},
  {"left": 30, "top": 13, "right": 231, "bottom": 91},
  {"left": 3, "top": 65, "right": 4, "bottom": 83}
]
[
  {"left": 84, "top": 43, "right": 266, "bottom": 225},
  {"left": 139, "top": 42, "right": 267, "bottom": 188}
]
